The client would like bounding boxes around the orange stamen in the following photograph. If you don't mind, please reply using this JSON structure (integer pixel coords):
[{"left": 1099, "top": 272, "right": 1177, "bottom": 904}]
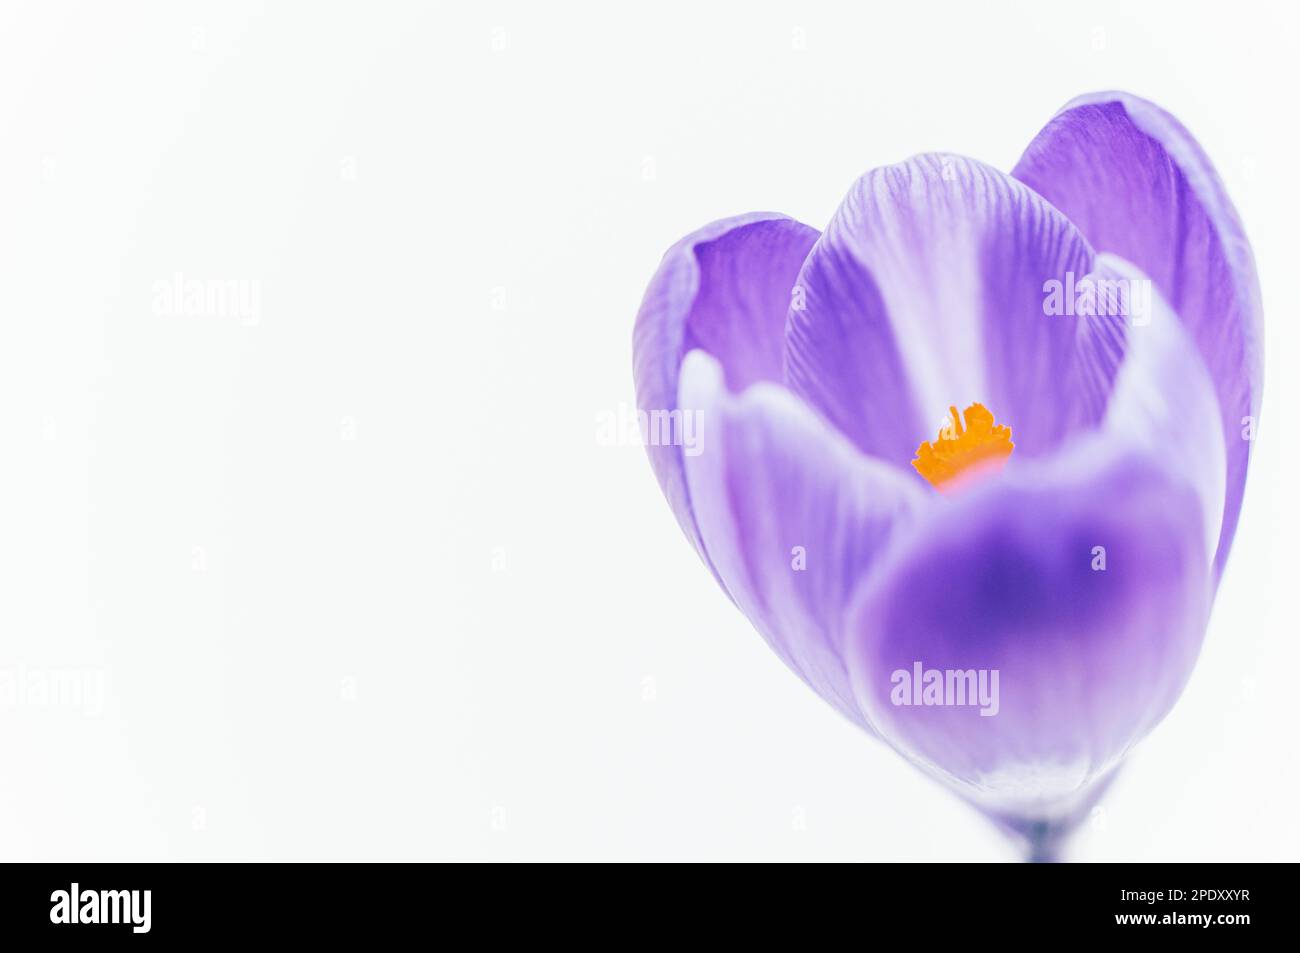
[{"left": 911, "top": 403, "right": 1014, "bottom": 492}]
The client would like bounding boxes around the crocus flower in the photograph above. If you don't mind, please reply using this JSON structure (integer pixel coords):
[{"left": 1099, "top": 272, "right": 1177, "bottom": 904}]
[{"left": 633, "top": 92, "right": 1262, "bottom": 860}]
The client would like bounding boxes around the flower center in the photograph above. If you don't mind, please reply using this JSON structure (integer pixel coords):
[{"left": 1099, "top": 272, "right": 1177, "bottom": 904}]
[{"left": 911, "top": 403, "right": 1014, "bottom": 492}]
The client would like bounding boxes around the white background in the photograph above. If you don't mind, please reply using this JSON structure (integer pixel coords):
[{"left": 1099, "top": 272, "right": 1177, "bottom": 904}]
[{"left": 1, "top": 0, "right": 1295, "bottom": 861}]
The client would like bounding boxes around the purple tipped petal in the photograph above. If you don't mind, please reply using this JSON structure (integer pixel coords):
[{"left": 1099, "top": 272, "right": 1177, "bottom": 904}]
[
  {"left": 1013, "top": 92, "right": 1263, "bottom": 577},
  {"left": 1094, "top": 255, "right": 1225, "bottom": 563},
  {"left": 633, "top": 214, "right": 819, "bottom": 573},
  {"left": 845, "top": 452, "right": 1210, "bottom": 821},
  {"left": 679, "top": 350, "right": 927, "bottom": 728},
  {"left": 844, "top": 255, "right": 1221, "bottom": 823},
  {"left": 785, "top": 154, "right": 1119, "bottom": 469}
]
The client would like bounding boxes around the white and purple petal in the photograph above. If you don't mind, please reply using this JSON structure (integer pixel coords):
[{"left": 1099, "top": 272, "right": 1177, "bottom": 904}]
[
  {"left": 845, "top": 451, "right": 1209, "bottom": 841},
  {"left": 632, "top": 213, "right": 819, "bottom": 576},
  {"left": 1014, "top": 92, "right": 1262, "bottom": 577},
  {"left": 679, "top": 350, "right": 927, "bottom": 729},
  {"left": 844, "top": 257, "right": 1221, "bottom": 829},
  {"left": 785, "top": 154, "right": 1119, "bottom": 469}
]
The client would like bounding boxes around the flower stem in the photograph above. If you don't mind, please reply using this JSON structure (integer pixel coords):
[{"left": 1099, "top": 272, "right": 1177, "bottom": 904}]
[{"left": 1024, "top": 821, "right": 1064, "bottom": 863}]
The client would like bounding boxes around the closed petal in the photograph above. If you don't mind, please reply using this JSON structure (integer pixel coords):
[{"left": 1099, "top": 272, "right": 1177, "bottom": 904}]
[
  {"left": 633, "top": 214, "right": 819, "bottom": 574},
  {"left": 1013, "top": 92, "right": 1262, "bottom": 577},
  {"left": 679, "top": 350, "right": 927, "bottom": 728}
]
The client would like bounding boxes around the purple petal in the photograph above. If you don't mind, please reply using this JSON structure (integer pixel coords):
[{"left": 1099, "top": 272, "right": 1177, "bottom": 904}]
[
  {"left": 1013, "top": 92, "right": 1263, "bottom": 577},
  {"left": 633, "top": 214, "right": 819, "bottom": 574},
  {"left": 678, "top": 350, "right": 927, "bottom": 729},
  {"left": 846, "top": 451, "right": 1210, "bottom": 822},
  {"left": 1094, "top": 255, "right": 1225, "bottom": 562},
  {"left": 785, "top": 154, "right": 1119, "bottom": 471},
  {"left": 844, "top": 254, "right": 1221, "bottom": 824}
]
